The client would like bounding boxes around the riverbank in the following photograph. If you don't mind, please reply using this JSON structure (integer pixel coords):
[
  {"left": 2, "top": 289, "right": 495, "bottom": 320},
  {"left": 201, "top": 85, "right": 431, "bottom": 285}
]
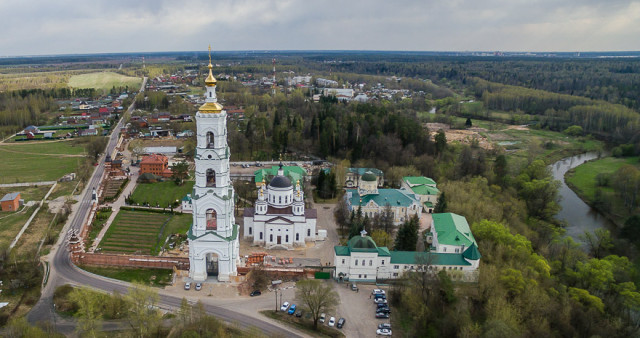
[{"left": 564, "top": 156, "right": 640, "bottom": 229}]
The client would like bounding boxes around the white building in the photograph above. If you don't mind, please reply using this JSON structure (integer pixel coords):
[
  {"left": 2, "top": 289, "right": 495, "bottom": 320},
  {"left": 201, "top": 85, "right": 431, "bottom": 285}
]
[
  {"left": 334, "top": 228, "right": 480, "bottom": 283},
  {"left": 243, "top": 165, "right": 317, "bottom": 249},
  {"left": 187, "top": 53, "right": 240, "bottom": 282}
]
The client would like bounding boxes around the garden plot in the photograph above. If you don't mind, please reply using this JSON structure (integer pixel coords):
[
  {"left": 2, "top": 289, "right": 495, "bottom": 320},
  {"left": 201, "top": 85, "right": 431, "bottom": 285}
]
[{"left": 98, "top": 210, "right": 172, "bottom": 255}]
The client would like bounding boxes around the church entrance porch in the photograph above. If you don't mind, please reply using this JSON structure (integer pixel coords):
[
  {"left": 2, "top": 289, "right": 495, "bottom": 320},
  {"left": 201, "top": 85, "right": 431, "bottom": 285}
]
[
  {"left": 277, "top": 236, "right": 282, "bottom": 245},
  {"left": 207, "top": 252, "right": 219, "bottom": 277}
]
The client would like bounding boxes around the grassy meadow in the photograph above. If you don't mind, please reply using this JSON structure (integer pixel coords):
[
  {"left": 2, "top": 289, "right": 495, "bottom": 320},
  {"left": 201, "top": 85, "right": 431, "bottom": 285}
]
[
  {"left": 0, "top": 141, "right": 87, "bottom": 183},
  {"left": 68, "top": 72, "right": 142, "bottom": 92},
  {"left": 130, "top": 180, "right": 194, "bottom": 208}
]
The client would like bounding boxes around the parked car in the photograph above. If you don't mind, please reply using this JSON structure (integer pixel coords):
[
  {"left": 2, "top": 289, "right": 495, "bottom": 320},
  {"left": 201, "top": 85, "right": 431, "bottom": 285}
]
[
  {"left": 328, "top": 317, "right": 336, "bottom": 327},
  {"left": 351, "top": 283, "right": 358, "bottom": 291},
  {"left": 376, "top": 308, "right": 391, "bottom": 314},
  {"left": 377, "top": 306, "right": 391, "bottom": 312},
  {"left": 377, "top": 328, "right": 392, "bottom": 336},
  {"left": 377, "top": 303, "right": 389, "bottom": 308},
  {"left": 319, "top": 313, "right": 326, "bottom": 323},
  {"left": 374, "top": 297, "right": 388, "bottom": 304},
  {"left": 280, "top": 302, "right": 290, "bottom": 312},
  {"left": 288, "top": 304, "right": 297, "bottom": 315},
  {"left": 295, "top": 310, "right": 303, "bottom": 317},
  {"left": 374, "top": 293, "right": 386, "bottom": 299},
  {"left": 184, "top": 282, "right": 191, "bottom": 290},
  {"left": 375, "top": 312, "right": 390, "bottom": 319},
  {"left": 250, "top": 290, "right": 262, "bottom": 297},
  {"left": 378, "top": 323, "right": 392, "bottom": 330},
  {"left": 372, "top": 289, "right": 386, "bottom": 295},
  {"left": 337, "top": 317, "right": 346, "bottom": 329},
  {"left": 195, "top": 283, "right": 202, "bottom": 291}
]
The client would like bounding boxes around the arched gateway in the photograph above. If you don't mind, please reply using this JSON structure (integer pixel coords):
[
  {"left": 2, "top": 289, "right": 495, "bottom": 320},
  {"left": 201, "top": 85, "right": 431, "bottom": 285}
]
[{"left": 188, "top": 47, "right": 240, "bottom": 282}]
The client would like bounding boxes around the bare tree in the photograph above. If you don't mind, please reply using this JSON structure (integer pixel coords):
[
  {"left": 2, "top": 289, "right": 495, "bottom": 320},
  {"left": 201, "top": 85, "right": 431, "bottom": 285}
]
[{"left": 295, "top": 279, "right": 340, "bottom": 330}]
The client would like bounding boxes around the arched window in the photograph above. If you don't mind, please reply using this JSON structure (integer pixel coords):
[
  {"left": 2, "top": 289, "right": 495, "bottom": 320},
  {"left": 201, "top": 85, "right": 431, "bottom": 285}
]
[
  {"left": 296, "top": 233, "right": 299, "bottom": 241},
  {"left": 362, "top": 259, "right": 365, "bottom": 266},
  {"left": 206, "top": 131, "right": 214, "bottom": 149},
  {"left": 369, "top": 260, "right": 373, "bottom": 266},
  {"left": 209, "top": 91, "right": 212, "bottom": 98},
  {"left": 206, "top": 169, "right": 216, "bottom": 187},
  {"left": 285, "top": 235, "right": 289, "bottom": 242},
  {"left": 307, "top": 229, "right": 311, "bottom": 236},
  {"left": 206, "top": 209, "right": 217, "bottom": 230},
  {"left": 249, "top": 227, "right": 252, "bottom": 235},
  {"left": 269, "top": 234, "right": 273, "bottom": 242},
  {"left": 279, "top": 196, "right": 282, "bottom": 204},
  {"left": 259, "top": 232, "right": 263, "bottom": 240},
  {"left": 355, "top": 260, "right": 358, "bottom": 266}
]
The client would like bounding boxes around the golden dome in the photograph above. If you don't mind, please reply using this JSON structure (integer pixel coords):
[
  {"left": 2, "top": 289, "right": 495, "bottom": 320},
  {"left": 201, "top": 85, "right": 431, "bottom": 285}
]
[
  {"left": 204, "top": 63, "right": 217, "bottom": 86},
  {"left": 199, "top": 101, "right": 223, "bottom": 113}
]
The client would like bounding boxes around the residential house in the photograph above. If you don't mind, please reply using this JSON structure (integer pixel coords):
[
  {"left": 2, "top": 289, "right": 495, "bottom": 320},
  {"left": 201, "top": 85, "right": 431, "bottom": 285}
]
[
  {"left": 140, "top": 153, "right": 172, "bottom": 178},
  {"left": 1, "top": 192, "right": 21, "bottom": 212}
]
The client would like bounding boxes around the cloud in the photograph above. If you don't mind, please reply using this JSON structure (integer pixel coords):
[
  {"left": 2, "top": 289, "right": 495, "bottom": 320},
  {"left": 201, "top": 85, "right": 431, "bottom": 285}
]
[{"left": 1, "top": 0, "right": 639, "bottom": 56}]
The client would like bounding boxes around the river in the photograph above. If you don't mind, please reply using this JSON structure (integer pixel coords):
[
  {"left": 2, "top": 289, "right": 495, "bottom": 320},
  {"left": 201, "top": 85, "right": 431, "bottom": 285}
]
[{"left": 550, "top": 152, "right": 616, "bottom": 241}]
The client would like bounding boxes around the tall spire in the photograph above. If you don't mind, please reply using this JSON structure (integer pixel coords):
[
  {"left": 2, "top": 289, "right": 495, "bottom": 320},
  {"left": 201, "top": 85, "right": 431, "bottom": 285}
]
[
  {"left": 205, "top": 45, "right": 217, "bottom": 87},
  {"left": 208, "top": 44, "right": 212, "bottom": 65}
]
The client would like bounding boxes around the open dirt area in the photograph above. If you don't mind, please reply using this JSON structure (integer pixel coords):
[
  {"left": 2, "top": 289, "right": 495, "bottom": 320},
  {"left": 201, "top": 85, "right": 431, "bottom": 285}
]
[{"left": 426, "top": 123, "right": 494, "bottom": 150}]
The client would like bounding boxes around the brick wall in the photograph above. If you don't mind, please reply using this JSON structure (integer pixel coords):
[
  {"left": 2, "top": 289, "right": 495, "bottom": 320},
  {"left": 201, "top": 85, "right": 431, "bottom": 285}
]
[{"left": 76, "top": 252, "right": 189, "bottom": 270}]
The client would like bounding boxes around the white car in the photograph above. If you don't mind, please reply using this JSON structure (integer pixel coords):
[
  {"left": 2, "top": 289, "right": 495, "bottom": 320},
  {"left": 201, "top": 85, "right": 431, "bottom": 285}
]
[
  {"left": 184, "top": 282, "right": 191, "bottom": 290},
  {"left": 372, "top": 289, "right": 386, "bottom": 295},
  {"left": 328, "top": 317, "right": 336, "bottom": 327},
  {"left": 280, "top": 301, "right": 290, "bottom": 312},
  {"left": 319, "top": 313, "right": 326, "bottom": 323},
  {"left": 377, "top": 328, "right": 392, "bottom": 336},
  {"left": 374, "top": 297, "right": 388, "bottom": 304}
]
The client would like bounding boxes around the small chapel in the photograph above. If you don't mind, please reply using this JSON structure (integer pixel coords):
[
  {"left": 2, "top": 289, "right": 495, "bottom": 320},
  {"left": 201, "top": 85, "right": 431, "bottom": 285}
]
[{"left": 243, "top": 164, "right": 317, "bottom": 249}]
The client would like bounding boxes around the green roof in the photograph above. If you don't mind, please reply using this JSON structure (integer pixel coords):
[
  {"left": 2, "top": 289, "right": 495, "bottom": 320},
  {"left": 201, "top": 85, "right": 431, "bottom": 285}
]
[
  {"left": 334, "top": 236, "right": 392, "bottom": 257},
  {"left": 403, "top": 176, "right": 436, "bottom": 186},
  {"left": 347, "top": 189, "right": 419, "bottom": 208},
  {"left": 462, "top": 243, "right": 482, "bottom": 260},
  {"left": 424, "top": 201, "right": 433, "bottom": 208},
  {"left": 411, "top": 185, "right": 439, "bottom": 196},
  {"left": 348, "top": 168, "right": 383, "bottom": 177},
  {"left": 361, "top": 172, "right": 377, "bottom": 182},
  {"left": 255, "top": 166, "right": 306, "bottom": 184},
  {"left": 432, "top": 213, "right": 476, "bottom": 247},
  {"left": 390, "top": 251, "right": 471, "bottom": 266}
]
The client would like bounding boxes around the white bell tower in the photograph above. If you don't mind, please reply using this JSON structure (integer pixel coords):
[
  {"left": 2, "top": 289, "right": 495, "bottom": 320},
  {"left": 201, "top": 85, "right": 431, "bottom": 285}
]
[{"left": 188, "top": 46, "right": 239, "bottom": 282}]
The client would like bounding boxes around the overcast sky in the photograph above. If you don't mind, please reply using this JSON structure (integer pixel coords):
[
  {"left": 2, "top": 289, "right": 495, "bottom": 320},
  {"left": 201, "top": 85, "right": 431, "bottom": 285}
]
[{"left": 2, "top": 0, "right": 639, "bottom": 56}]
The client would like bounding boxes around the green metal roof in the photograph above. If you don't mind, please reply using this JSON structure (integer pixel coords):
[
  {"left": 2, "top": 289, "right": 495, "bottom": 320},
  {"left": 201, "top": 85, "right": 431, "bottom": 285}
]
[
  {"left": 432, "top": 213, "right": 476, "bottom": 247},
  {"left": 403, "top": 176, "right": 436, "bottom": 186},
  {"left": 335, "top": 246, "right": 350, "bottom": 256},
  {"left": 254, "top": 166, "right": 306, "bottom": 184},
  {"left": 390, "top": 251, "right": 471, "bottom": 266},
  {"left": 411, "top": 185, "right": 440, "bottom": 196},
  {"left": 347, "top": 189, "right": 419, "bottom": 208},
  {"left": 424, "top": 201, "right": 434, "bottom": 208},
  {"left": 462, "top": 243, "right": 482, "bottom": 260},
  {"left": 361, "top": 172, "right": 378, "bottom": 181},
  {"left": 348, "top": 168, "right": 384, "bottom": 176}
]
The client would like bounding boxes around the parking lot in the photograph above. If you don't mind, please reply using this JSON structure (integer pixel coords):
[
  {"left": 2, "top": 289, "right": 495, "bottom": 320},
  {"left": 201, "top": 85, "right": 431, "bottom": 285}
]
[{"left": 333, "top": 282, "right": 390, "bottom": 337}]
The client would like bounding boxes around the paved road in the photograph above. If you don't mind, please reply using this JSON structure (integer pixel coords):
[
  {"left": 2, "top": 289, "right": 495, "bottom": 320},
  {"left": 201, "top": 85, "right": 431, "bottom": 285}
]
[{"left": 27, "top": 78, "right": 303, "bottom": 337}]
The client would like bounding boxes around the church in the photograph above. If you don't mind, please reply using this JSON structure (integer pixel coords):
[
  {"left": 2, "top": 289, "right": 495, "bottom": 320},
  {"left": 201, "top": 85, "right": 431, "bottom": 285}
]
[
  {"left": 243, "top": 164, "right": 317, "bottom": 249},
  {"left": 187, "top": 48, "right": 240, "bottom": 282}
]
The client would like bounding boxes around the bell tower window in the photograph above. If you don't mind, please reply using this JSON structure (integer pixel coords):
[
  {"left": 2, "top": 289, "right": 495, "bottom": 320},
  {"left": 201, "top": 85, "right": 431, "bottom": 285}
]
[
  {"left": 206, "top": 209, "right": 217, "bottom": 230},
  {"left": 207, "top": 131, "right": 214, "bottom": 149},
  {"left": 206, "top": 169, "right": 216, "bottom": 187}
]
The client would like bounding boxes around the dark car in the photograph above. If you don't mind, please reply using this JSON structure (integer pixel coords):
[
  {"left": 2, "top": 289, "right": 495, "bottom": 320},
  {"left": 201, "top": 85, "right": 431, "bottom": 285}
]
[
  {"left": 250, "top": 290, "right": 261, "bottom": 297},
  {"left": 337, "top": 317, "right": 346, "bottom": 329},
  {"left": 376, "top": 312, "right": 390, "bottom": 319},
  {"left": 376, "top": 308, "right": 391, "bottom": 314},
  {"left": 378, "top": 323, "right": 392, "bottom": 330},
  {"left": 377, "top": 303, "right": 389, "bottom": 308},
  {"left": 295, "top": 310, "right": 303, "bottom": 317}
]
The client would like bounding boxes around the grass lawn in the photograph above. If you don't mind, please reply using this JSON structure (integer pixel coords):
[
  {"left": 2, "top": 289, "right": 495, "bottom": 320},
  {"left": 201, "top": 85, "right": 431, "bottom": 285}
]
[
  {"left": 80, "top": 266, "right": 173, "bottom": 287},
  {"left": 130, "top": 180, "right": 194, "bottom": 208},
  {"left": 260, "top": 310, "right": 345, "bottom": 338},
  {"left": 0, "top": 185, "right": 51, "bottom": 202},
  {"left": 0, "top": 205, "right": 36, "bottom": 250},
  {"left": 12, "top": 205, "right": 56, "bottom": 258},
  {"left": 565, "top": 156, "right": 639, "bottom": 201},
  {"left": 68, "top": 71, "right": 142, "bottom": 92},
  {"left": 0, "top": 141, "right": 87, "bottom": 183}
]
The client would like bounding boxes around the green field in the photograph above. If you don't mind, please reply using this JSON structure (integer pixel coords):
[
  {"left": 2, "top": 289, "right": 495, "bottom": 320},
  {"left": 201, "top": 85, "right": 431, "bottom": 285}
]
[
  {"left": 0, "top": 205, "right": 36, "bottom": 249},
  {"left": 566, "top": 156, "right": 640, "bottom": 201},
  {"left": 0, "top": 141, "right": 87, "bottom": 183},
  {"left": 99, "top": 210, "right": 190, "bottom": 255},
  {"left": 68, "top": 72, "right": 142, "bottom": 92},
  {"left": 130, "top": 181, "right": 194, "bottom": 208},
  {"left": 80, "top": 266, "right": 173, "bottom": 287}
]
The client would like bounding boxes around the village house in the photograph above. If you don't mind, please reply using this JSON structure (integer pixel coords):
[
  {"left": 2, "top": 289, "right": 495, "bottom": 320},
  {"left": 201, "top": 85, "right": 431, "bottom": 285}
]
[{"left": 1, "top": 192, "right": 22, "bottom": 212}]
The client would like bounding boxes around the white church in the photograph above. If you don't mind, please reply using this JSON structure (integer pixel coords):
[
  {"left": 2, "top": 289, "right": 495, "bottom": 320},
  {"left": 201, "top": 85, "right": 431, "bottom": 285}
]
[
  {"left": 243, "top": 164, "right": 317, "bottom": 249},
  {"left": 187, "top": 49, "right": 240, "bottom": 282}
]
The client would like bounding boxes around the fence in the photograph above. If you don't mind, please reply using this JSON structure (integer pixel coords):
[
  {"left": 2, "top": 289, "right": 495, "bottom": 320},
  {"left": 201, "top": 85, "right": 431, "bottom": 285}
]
[{"left": 75, "top": 252, "right": 189, "bottom": 270}]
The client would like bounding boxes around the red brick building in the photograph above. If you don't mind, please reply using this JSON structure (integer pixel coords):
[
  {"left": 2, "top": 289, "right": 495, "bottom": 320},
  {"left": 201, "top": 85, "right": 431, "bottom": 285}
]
[
  {"left": 140, "top": 154, "right": 172, "bottom": 178},
  {"left": 1, "top": 192, "right": 21, "bottom": 212}
]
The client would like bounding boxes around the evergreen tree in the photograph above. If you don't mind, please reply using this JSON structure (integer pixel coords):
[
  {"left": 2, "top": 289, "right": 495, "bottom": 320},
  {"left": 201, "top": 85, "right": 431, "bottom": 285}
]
[
  {"left": 465, "top": 118, "right": 472, "bottom": 127},
  {"left": 434, "top": 192, "right": 447, "bottom": 213}
]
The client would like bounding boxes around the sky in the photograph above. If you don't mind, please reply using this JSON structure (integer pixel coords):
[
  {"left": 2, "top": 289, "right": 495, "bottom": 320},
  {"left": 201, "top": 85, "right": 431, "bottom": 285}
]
[{"left": 1, "top": 0, "right": 640, "bottom": 56}]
